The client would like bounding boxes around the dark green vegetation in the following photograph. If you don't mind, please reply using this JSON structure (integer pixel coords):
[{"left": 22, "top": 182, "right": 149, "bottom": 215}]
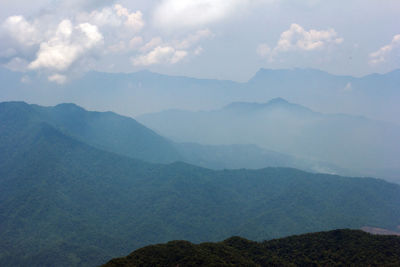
[
  {"left": 1, "top": 101, "right": 400, "bottom": 266},
  {"left": 31, "top": 102, "right": 183, "bottom": 164},
  {"left": 103, "top": 229, "right": 400, "bottom": 267}
]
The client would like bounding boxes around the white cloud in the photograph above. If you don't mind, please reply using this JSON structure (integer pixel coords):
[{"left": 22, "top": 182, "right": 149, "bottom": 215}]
[
  {"left": 107, "top": 36, "right": 144, "bottom": 53},
  {"left": 76, "top": 4, "right": 144, "bottom": 32},
  {"left": 2, "top": 15, "right": 41, "bottom": 46},
  {"left": 175, "top": 29, "right": 213, "bottom": 49},
  {"left": 29, "top": 20, "right": 103, "bottom": 71},
  {"left": 171, "top": 50, "right": 188, "bottom": 64},
  {"left": 133, "top": 29, "right": 212, "bottom": 66},
  {"left": 133, "top": 46, "right": 187, "bottom": 66},
  {"left": 114, "top": 4, "right": 144, "bottom": 32},
  {"left": 140, "top": 37, "right": 163, "bottom": 52},
  {"left": 1, "top": 3, "right": 211, "bottom": 76},
  {"left": 258, "top": 23, "right": 343, "bottom": 58},
  {"left": 369, "top": 34, "right": 400, "bottom": 65},
  {"left": 48, "top": 73, "right": 67, "bottom": 84},
  {"left": 153, "top": 0, "right": 251, "bottom": 29},
  {"left": 77, "top": 6, "right": 122, "bottom": 27}
]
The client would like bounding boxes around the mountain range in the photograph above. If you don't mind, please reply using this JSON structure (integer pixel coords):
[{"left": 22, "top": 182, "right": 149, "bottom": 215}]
[
  {"left": 1, "top": 101, "right": 400, "bottom": 266},
  {"left": 0, "top": 101, "right": 342, "bottom": 174},
  {"left": 1, "top": 67, "right": 399, "bottom": 124},
  {"left": 138, "top": 98, "right": 400, "bottom": 183}
]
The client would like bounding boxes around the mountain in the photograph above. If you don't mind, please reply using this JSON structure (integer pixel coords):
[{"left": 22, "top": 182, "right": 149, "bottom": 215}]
[
  {"left": 248, "top": 68, "right": 400, "bottom": 124},
  {"left": 1, "top": 101, "right": 400, "bottom": 266},
  {"left": 138, "top": 98, "right": 400, "bottom": 182},
  {"left": 1, "top": 67, "right": 399, "bottom": 125},
  {"left": 0, "top": 101, "right": 339, "bottom": 173},
  {"left": 174, "top": 142, "right": 347, "bottom": 175},
  {"left": 103, "top": 229, "right": 400, "bottom": 267},
  {"left": 30, "top": 102, "right": 182, "bottom": 164}
]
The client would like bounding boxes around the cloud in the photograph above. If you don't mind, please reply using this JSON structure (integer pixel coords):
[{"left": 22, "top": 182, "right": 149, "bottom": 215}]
[
  {"left": 77, "top": 6, "right": 122, "bottom": 27},
  {"left": 174, "top": 29, "right": 213, "bottom": 49},
  {"left": 114, "top": 4, "right": 145, "bottom": 32},
  {"left": 369, "top": 34, "right": 400, "bottom": 65},
  {"left": 48, "top": 73, "right": 67, "bottom": 84},
  {"left": 1, "top": 2, "right": 212, "bottom": 78},
  {"left": 133, "top": 29, "right": 212, "bottom": 66},
  {"left": 132, "top": 46, "right": 187, "bottom": 66},
  {"left": 77, "top": 4, "right": 145, "bottom": 32},
  {"left": 171, "top": 50, "right": 188, "bottom": 64},
  {"left": 29, "top": 20, "right": 103, "bottom": 71},
  {"left": 108, "top": 41, "right": 127, "bottom": 53},
  {"left": 140, "top": 37, "right": 163, "bottom": 52},
  {"left": 2, "top": 15, "right": 41, "bottom": 46},
  {"left": 129, "top": 36, "right": 143, "bottom": 49},
  {"left": 153, "top": 0, "right": 251, "bottom": 29},
  {"left": 4, "top": 57, "right": 30, "bottom": 72},
  {"left": 258, "top": 23, "right": 343, "bottom": 58}
]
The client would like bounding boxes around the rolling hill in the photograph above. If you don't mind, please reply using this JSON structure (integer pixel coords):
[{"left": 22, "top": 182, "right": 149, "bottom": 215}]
[{"left": 1, "top": 101, "right": 400, "bottom": 266}]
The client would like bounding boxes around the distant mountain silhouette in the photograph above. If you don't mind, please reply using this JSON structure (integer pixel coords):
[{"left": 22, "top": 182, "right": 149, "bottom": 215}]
[
  {"left": 138, "top": 98, "right": 400, "bottom": 182},
  {"left": 1, "top": 67, "right": 399, "bottom": 124}
]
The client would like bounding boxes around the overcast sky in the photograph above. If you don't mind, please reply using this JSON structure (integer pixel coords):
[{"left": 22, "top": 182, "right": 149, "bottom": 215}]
[{"left": 0, "top": 0, "right": 399, "bottom": 82}]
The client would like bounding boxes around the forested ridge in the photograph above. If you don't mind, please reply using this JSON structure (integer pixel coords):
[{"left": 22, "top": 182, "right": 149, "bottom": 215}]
[
  {"left": 103, "top": 229, "right": 400, "bottom": 266},
  {"left": 1, "top": 101, "right": 400, "bottom": 266}
]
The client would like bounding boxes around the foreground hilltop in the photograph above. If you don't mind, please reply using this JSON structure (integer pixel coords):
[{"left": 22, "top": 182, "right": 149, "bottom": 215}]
[{"left": 103, "top": 229, "right": 400, "bottom": 267}]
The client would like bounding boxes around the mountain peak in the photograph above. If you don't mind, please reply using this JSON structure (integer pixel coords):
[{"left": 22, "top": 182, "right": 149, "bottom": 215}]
[
  {"left": 223, "top": 98, "right": 292, "bottom": 111},
  {"left": 54, "top": 103, "right": 86, "bottom": 112},
  {"left": 221, "top": 98, "right": 315, "bottom": 115},
  {"left": 267, "top": 97, "right": 289, "bottom": 105}
]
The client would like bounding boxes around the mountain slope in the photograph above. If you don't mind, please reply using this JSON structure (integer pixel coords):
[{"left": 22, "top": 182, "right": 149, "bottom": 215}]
[
  {"left": 174, "top": 142, "right": 346, "bottom": 174},
  {"left": 31, "top": 102, "right": 182, "bottom": 163},
  {"left": 2, "top": 101, "right": 339, "bottom": 173},
  {"left": 138, "top": 98, "right": 400, "bottom": 182},
  {"left": 103, "top": 229, "right": 400, "bottom": 267},
  {"left": 1, "top": 102, "right": 400, "bottom": 266}
]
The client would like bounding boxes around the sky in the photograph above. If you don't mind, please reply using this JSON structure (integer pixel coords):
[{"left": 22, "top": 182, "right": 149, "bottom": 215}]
[{"left": 0, "top": 0, "right": 399, "bottom": 82}]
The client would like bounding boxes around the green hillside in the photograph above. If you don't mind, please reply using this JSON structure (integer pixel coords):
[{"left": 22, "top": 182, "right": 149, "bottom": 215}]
[
  {"left": 1, "top": 101, "right": 400, "bottom": 266},
  {"left": 103, "top": 229, "right": 400, "bottom": 267},
  {"left": 31, "top": 102, "right": 183, "bottom": 164}
]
